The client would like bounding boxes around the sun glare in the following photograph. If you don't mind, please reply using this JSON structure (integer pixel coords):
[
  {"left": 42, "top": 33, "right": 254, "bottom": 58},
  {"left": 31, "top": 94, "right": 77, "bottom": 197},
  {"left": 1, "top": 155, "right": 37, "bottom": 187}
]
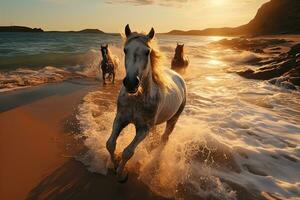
[{"left": 211, "top": 0, "right": 225, "bottom": 6}]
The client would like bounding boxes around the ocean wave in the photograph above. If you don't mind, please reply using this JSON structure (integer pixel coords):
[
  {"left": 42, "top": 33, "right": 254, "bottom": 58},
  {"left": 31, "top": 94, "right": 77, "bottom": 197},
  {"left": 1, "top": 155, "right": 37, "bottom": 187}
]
[
  {"left": 0, "top": 49, "right": 101, "bottom": 70},
  {"left": 0, "top": 49, "right": 101, "bottom": 93},
  {"left": 76, "top": 83, "right": 300, "bottom": 200},
  {"left": 0, "top": 66, "right": 87, "bottom": 92},
  {"left": 0, "top": 45, "right": 125, "bottom": 92},
  {"left": 221, "top": 51, "right": 263, "bottom": 64},
  {"left": 75, "top": 50, "right": 300, "bottom": 199},
  {"left": 76, "top": 89, "right": 238, "bottom": 200}
]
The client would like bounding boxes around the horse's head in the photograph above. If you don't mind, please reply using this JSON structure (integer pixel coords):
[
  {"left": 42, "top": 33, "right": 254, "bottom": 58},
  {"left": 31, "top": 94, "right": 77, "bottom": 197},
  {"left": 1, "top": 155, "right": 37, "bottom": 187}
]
[
  {"left": 122, "top": 24, "right": 155, "bottom": 94},
  {"left": 101, "top": 44, "right": 109, "bottom": 60},
  {"left": 175, "top": 43, "right": 184, "bottom": 58}
]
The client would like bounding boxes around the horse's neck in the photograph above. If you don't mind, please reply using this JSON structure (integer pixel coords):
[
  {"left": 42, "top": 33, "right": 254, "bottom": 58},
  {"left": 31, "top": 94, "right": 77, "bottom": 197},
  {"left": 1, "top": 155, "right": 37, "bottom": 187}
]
[
  {"left": 102, "top": 55, "right": 108, "bottom": 63},
  {"left": 141, "top": 63, "right": 157, "bottom": 98},
  {"left": 103, "top": 52, "right": 112, "bottom": 63},
  {"left": 175, "top": 52, "right": 183, "bottom": 59}
]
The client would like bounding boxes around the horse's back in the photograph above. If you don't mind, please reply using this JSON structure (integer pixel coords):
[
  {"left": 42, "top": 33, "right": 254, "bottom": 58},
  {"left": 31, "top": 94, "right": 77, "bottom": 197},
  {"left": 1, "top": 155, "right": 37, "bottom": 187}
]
[
  {"left": 167, "top": 68, "right": 186, "bottom": 95},
  {"left": 155, "top": 69, "right": 186, "bottom": 124}
]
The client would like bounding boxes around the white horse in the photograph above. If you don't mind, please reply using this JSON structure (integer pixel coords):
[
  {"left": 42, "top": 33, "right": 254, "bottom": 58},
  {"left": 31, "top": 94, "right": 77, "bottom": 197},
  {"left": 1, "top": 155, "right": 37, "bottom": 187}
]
[{"left": 106, "top": 25, "right": 186, "bottom": 182}]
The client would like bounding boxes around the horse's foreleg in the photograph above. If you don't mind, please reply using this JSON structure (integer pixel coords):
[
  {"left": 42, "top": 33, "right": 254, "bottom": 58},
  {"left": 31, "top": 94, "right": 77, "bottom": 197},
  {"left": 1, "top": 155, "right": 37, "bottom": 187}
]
[
  {"left": 161, "top": 99, "right": 186, "bottom": 144},
  {"left": 116, "top": 126, "right": 149, "bottom": 182},
  {"left": 106, "top": 115, "right": 128, "bottom": 170}
]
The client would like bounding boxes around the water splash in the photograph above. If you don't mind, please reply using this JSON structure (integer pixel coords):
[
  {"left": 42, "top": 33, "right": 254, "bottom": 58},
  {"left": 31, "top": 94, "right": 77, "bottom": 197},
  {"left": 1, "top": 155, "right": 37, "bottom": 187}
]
[
  {"left": 76, "top": 37, "right": 300, "bottom": 199},
  {"left": 76, "top": 89, "right": 238, "bottom": 199}
]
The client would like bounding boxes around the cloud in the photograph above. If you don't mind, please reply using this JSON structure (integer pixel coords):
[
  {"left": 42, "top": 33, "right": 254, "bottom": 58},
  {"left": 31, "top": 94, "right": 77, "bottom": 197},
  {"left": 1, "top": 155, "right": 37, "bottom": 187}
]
[
  {"left": 106, "top": 0, "right": 267, "bottom": 7},
  {"left": 105, "top": 0, "right": 193, "bottom": 7}
]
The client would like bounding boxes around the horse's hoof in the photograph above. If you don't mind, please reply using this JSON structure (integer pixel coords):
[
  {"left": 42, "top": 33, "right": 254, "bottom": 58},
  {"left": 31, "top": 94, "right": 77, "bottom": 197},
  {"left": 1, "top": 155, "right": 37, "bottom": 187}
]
[{"left": 117, "top": 172, "right": 129, "bottom": 183}]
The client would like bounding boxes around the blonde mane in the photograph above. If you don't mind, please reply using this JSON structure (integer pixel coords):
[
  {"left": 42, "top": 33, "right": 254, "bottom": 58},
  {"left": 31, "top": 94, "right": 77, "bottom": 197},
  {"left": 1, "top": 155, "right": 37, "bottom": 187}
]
[
  {"left": 103, "top": 46, "right": 119, "bottom": 68},
  {"left": 148, "top": 40, "right": 175, "bottom": 91},
  {"left": 124, "top": 33, "right": 175, "bottom": 91},
  {"left": 106, "top": 47, "right": 113, "bottom": 61}
]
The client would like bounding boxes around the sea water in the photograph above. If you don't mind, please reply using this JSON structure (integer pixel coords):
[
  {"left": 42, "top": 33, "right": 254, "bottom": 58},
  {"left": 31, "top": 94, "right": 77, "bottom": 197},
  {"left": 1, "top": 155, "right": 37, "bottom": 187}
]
[{"left": 1, "top": 32, "right": 299, "bottom": 199}]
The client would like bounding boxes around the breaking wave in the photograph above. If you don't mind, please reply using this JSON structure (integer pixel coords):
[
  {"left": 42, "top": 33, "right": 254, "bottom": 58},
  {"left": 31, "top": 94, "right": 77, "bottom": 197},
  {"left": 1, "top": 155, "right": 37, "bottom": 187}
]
[
  {"left": 75, "top": 39, "right": 300, "bottom": 199},
  {"left": 0, "top": 45, "right": 124, "bottom": 92}
]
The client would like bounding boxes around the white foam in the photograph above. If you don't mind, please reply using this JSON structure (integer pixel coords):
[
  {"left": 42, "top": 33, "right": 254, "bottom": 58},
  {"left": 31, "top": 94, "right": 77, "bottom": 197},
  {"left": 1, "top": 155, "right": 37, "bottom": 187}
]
[
  {"left": 221, "top": 51, "right": 262, "bottom": 64},
  {"left": 76, "top": 90, "right": 238, "bottom": 199},
  {"left": 76, "top": 42, "right": 300, "bottom": 199},
  {"left": 0, "top": 45, "right": 126, "bottom": 93}
]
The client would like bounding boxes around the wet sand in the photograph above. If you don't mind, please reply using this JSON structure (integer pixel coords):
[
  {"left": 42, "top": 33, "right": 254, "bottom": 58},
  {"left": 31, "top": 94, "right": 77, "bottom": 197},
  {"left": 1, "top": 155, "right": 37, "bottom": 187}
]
[{"left": 0, "top": 79, "right": 167, "bottom": 200}]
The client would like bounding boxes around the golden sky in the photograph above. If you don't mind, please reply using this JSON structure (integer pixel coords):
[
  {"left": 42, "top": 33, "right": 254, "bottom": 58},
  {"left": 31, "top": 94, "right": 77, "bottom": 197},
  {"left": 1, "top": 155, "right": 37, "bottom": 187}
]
[{"left": 0, "top": 0, "right": 269, "bottom": 32}]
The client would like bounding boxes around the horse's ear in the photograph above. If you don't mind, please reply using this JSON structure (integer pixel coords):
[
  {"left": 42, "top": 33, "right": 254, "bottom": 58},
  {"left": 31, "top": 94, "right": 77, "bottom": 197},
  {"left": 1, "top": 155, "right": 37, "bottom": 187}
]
[
  {"left": 105, "top": 44, "right": 108, "bottom": 48},
  {"left": 148, "top": 27, "right": 155, "bottom": 40},
  {"left": 125, "top": 24, "right": 131, "bottom": 38}
]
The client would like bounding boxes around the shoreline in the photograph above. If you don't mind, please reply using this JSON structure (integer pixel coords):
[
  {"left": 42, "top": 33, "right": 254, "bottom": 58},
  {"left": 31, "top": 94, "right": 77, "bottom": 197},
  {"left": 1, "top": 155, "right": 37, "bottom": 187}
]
[
  {"left": 0, "top": 79, "right": 167, "bottom": 200},
  {"left": 0, "top": 79, "right": 97, "bottom": 200}
]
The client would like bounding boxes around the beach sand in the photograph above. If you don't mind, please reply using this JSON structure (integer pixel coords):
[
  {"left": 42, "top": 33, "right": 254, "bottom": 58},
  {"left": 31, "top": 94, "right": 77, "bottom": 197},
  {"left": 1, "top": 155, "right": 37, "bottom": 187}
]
[{"left": 0, "top": 79, "right": 167, "bottom": 200}]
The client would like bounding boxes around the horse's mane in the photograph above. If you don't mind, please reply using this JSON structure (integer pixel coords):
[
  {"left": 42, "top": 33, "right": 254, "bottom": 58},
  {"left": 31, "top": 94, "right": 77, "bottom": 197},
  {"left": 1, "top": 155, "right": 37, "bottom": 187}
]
[
  {"left": 124, "top": 32, "right": 175, "bottom": 91},
  {"left": 102, "top": 46, "right": 119, "bottom": 68},
  {"left": 106, "top": 47, "right": 114, "bottom": 61}
]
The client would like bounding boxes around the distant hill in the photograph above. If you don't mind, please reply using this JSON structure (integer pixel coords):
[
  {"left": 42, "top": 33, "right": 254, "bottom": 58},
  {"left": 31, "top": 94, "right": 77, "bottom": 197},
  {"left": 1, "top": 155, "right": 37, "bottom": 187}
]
[
  {"left": 168, "top": 27, "right": 240, "bottom": 36},
  {"left": 48, "top": 29, "right": 105, "bottom": 34},
  {"left": 167, "top": 0, "right": 300, "bottom": 36},
  {"left": 77, "top": 29, "right": 104, "bottom": 34},
  {"left": 0, "top": 26, "right": 43, "bottom": 32},
  {"left": 0, "top": 26, "right": 105, "bottom": 34}
]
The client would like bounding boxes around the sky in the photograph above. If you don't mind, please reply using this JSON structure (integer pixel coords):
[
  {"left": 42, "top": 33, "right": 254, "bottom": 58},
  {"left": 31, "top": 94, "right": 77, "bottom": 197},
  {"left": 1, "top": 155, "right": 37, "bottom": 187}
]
[{"left": 0, "top": 0, "right": 269, "bottom": 32}]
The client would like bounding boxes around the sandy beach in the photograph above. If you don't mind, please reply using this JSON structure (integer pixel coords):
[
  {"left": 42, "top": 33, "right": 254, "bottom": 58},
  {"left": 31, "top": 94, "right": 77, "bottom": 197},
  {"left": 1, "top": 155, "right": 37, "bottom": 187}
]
[{"left": 0, "top": 79, "right": 167, "bottom": 200}]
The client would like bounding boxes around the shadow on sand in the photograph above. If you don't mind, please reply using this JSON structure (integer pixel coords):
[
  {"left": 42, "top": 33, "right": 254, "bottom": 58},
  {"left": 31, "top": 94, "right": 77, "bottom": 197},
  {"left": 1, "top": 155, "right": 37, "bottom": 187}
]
[{"left": 27, "top": 159, "right": 169, "bottom": 200}]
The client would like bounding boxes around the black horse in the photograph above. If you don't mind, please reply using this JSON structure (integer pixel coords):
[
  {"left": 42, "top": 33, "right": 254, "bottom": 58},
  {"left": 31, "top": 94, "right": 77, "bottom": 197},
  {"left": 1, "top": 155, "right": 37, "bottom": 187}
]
[
  {"left": 100, "top": 44, "right": 117, "bottom": 85},
  {"left": 171, "top": 43, "right": 189, "bottom": 74}
]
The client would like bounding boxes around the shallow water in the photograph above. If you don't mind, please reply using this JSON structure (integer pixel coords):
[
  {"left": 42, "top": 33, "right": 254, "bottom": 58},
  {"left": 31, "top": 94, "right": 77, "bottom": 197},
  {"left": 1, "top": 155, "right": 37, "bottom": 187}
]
[
  {"left": 1, "top": 33, "right": 299, "bottom": 199},
  {"left": 75, "top": 36, "right": 300, "bottom": 199}
]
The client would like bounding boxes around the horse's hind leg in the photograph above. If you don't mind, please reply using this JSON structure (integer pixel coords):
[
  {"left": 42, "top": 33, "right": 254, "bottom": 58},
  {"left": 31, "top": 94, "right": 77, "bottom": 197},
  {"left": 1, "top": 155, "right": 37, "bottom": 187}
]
[{"left": 161, "top": 99, "right": 186, "bottom": 145}]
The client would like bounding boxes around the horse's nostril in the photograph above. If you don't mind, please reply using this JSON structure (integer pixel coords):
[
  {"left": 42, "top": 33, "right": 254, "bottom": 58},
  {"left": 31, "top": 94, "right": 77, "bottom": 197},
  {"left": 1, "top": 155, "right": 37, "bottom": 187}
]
[
  {"left": 123, "top": 76, "right": 140, "bottom": 93},
  {"left": 123, "top": 77, "right": 128, "bottom": 86}
]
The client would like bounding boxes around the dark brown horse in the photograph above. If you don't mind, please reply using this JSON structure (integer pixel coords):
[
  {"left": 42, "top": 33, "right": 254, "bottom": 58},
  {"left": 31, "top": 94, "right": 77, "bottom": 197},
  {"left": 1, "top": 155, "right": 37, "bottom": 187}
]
[
  {"left": 171, "top": 43, "right": 189, "bottom": 74},
  {"left": 100, "top": 44, "right": 118, "bottom": 85}
]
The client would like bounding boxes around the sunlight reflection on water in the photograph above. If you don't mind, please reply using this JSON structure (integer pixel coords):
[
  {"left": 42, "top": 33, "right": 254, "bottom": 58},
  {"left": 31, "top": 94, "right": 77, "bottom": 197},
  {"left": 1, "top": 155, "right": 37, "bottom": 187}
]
[{"left": 76, "top": 35, "right": 300, "bottom": 200}]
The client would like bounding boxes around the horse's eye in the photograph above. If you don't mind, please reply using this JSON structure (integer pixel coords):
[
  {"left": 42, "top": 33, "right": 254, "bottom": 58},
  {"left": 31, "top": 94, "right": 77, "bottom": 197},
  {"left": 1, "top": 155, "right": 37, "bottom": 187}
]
[{"left": 124, "top": 48, "right": 127, "bottom": 54}]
